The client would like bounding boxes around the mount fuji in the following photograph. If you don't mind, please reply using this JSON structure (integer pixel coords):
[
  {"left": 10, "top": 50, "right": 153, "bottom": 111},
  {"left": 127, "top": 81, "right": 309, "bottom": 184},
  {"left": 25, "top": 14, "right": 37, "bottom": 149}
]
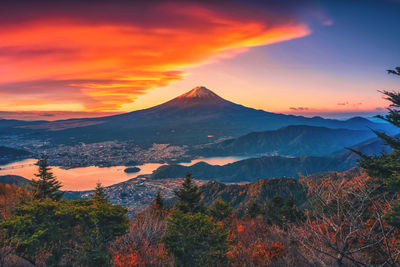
[{"left": 3, "top": 86, "right": 395, "bottom": 145}]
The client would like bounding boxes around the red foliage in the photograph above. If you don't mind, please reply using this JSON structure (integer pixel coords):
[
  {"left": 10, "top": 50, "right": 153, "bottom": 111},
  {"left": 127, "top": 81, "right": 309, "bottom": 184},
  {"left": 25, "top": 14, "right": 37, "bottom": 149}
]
[
  {"left": 227, "top": 218, "right": 286, "bottom": 266},
  {"left": 110, "top": 208, "right": 172, "bottom": 266}
]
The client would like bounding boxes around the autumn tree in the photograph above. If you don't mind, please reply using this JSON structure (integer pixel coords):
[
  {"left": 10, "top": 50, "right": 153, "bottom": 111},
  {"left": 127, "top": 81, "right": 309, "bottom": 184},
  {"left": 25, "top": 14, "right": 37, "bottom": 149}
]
[
  {"left": 30, "top": 157, "right": 63, "bottom": 201},
  {"left": 111, "top": 207, "right": 170, "bottom": 266},
  {"left": 227, "top": 218, "right": 291, "bottom": 266},
  {"left": 294, "top": 173, "right": 400, "bottom": 266}
]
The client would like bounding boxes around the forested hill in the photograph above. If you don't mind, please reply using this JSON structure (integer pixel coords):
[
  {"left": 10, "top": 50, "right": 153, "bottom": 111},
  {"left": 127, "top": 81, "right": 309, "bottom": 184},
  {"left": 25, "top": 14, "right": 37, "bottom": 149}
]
[
  {"left": 151, "top": 155, "right": 353, "bottom": 182},
  {"left": 200, "top": 177, "right": 307, "bottom": 212},
  {"left": 0, "top": 175, "right": 29, "bottom": 186},
  {"left": 0, "top": 146, "right": 32, "bottom": 164},
  {"left": 191, "top": 125, "right": 374, "bottom": 157}
]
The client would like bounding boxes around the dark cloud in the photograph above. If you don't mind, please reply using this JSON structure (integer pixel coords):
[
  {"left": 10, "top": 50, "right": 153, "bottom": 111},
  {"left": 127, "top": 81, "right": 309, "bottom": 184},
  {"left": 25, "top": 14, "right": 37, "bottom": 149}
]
[{"left": 289, "top": 107, "right": 309, "bottom": 111}]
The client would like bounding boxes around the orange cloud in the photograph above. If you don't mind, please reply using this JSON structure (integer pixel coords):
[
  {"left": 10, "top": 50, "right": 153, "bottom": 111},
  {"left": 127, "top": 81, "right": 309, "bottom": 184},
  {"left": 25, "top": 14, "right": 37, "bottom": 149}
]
[{"left": 0, "top": 2, "right": 309, "bottom": 111}]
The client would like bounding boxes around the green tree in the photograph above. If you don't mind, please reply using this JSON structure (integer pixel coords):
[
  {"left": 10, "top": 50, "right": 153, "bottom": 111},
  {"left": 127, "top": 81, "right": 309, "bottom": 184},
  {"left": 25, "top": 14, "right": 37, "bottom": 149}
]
[
  {"left": 162, "top": 210, "right": 229, "bottom": 267},
  {"left": 153, "top": 190, "right": 165, "bottom": 210},
  {"left": 174, "top": 172, "right": 205, "bottom": 214},
  {"left": 209, "top": 198, "right": 233, "bottom": 221},
  {"left": 1, "top": 198, "right": 128, "bottom": 266},
  {"left": 353, "top": 66, "right": 400, "bottom": 228},
  {"left": 30, "top": 157, "right": 63, "bottom": 201},
  {"left": 245, "top": 200, "right": 262, "bottom": 218},
  {"left": 92, "top": 182, "right": 108, "bottom": 203}
]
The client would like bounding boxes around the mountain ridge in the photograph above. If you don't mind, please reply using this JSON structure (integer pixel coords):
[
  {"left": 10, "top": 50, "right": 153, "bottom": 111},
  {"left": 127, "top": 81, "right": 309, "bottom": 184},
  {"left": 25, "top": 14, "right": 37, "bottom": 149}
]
[{"left": 1, "top": 86, "right": 396, "bottom": 145}]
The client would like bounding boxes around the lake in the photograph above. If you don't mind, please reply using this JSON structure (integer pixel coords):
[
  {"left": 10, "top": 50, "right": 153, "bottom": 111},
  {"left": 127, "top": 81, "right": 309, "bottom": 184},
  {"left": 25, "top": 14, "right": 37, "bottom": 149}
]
[{"left": 0, "top": 156, "right": 249, "bottom": 191}]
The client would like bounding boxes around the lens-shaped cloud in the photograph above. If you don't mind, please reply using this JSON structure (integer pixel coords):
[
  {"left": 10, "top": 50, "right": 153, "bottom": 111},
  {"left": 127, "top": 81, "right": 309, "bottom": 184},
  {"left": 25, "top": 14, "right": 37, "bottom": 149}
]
[{"left": 0, "top": 1, "right": 310, "bottom": 111}]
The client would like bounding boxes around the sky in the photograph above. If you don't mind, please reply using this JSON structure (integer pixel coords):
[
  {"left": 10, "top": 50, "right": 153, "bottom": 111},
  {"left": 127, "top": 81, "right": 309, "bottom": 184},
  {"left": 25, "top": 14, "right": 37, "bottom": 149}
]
[{"left": 0, "top": 0, "right": 399, "bottom": 120}]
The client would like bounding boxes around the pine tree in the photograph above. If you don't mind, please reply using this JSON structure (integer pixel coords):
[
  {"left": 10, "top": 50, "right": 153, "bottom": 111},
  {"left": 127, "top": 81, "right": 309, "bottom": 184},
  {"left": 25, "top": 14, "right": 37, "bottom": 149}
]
[
  {"left": 30, "top": 157, "right": 63, "bottom": 201},
  {"left": 209, "top": 198, "right": 233, "bottom": 221},
  {"left": 153, "top": 190, "right": 165, "bottom": 210},
  {"left": 92, "top": 182, "right": 108, "bottom": 203},
  {"left": 162, "top": 210, "right": 228, "bottom": 266},
  {"left": 353, "top": 66, "right": 400, "bottom": 229},
  {"left": 245, "top": 200, "right": 262, "bottom": 218},
  {"left": 353, "top": 67, "right": 400, "bottom": 193},
  {"left": 174, "top": 172, "right": 205, "bottom": 214}
]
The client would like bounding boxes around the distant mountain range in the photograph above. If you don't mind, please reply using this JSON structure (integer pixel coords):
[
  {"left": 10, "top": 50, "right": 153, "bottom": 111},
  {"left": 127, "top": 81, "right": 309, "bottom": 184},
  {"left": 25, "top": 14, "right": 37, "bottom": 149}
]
[
  {"left": 151, "top": 155, "right": 352, "bottom": 182},
  {"left": 191, "top": 125, "right": 375, "bottom": 157},
  {"left": 0, "top": 86, "right": 396, "bottom": 145}
]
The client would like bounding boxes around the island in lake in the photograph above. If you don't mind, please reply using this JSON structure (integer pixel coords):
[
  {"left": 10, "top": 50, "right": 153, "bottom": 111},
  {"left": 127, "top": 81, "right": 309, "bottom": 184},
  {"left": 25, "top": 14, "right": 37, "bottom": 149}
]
[{"left": 124, "top": 167, "right": 141, "bottom": 173}]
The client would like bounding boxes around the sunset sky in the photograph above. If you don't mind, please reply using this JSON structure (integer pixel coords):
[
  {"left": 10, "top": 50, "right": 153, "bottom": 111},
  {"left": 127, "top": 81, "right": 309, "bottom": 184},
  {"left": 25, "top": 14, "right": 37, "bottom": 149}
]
[{"left": 0, "top": 0, "right": 399, "bottom": 120}]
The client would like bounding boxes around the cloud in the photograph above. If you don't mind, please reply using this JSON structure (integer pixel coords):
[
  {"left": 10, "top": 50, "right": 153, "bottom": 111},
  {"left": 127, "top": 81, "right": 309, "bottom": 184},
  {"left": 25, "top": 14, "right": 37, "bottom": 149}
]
[
  {"left": 337, "top": 102, "right": 349, "bottom": 106},
  {"left": 0, "top": 1, "right": 311, "bottom": 111},
  {"left": 289, "top": 107, "right": 309, "bottom": 111}
]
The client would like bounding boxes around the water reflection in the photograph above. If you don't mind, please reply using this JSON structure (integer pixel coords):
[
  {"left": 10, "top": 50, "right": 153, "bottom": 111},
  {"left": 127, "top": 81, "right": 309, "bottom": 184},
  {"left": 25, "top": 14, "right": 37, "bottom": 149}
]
[{"left": 0, "top": 156, "right": 250, "bottom": 191}]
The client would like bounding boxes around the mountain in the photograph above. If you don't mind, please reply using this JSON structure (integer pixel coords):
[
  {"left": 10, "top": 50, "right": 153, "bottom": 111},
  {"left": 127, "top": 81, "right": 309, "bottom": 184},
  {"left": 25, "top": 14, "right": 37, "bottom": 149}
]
[
  {"left": 1, "top": 86, "right": 396, "bottom": 145},
  {"left": 334, "top": 135, "right": 393, "bottom": 167},
  {"left": 200, "top": 178, "right": 307, "bottom": 212},
  {"left": 151, "top": 155, "right": 352, "bottom": 182},
  {"left": 191, "top": 125, "right": 375, "bottom": 157},
  {"left": 0, "top": 146, "right": 32, "bottom": 164},
  {"left": 0, "top": 175, "right": 29, "bottom": 186}
]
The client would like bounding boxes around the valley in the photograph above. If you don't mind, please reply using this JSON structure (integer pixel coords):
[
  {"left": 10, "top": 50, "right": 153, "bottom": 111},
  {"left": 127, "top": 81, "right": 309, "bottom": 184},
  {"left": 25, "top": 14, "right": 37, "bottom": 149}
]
[{"left": 0, "top": 87, "right": 395, "bottom": 211}]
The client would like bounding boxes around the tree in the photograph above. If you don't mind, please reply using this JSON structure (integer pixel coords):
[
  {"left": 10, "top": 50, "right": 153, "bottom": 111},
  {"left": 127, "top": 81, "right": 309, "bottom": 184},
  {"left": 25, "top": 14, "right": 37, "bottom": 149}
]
[
  {"left": 245, "top": 200, "right": 262, "bottom": 218},
  {"left": 30, "top": 157, "right": 63, "bottom": 201},
  {"left": 110, "top": 208, "right": 170, "bottom": 266},
  {"left": 162, "top": 210, "right": 229, "bottom": 266},
  {"left": 92, "top": 182, "right": 108, "bottom": 203},
  {"left": 352, "top": 66, "right": 400, "bottom": 229},
  {"left": 174, "top": 172, "right": 205, "bottom": 214},
  {"left": 1, "top": 198, "right": 129, "bottom": 266},
  {"left": 294, "top": 173, "right": 400, "bottom": 266},
  {"left": 209, "top": 198, "right": 233, "bottom": 221},
  {"left": 153, "top": 190, "right": 165, "bottom": 211}
]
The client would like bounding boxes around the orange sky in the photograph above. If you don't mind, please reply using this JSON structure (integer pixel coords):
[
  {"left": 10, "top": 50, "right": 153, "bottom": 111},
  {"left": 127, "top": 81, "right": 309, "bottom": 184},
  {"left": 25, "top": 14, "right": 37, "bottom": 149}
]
[
  {"left": 1, "top": 0, "right": 398, "bottom": 120},
  {"left": 0, "top": 2, "right": 309, "bottom": 112}
]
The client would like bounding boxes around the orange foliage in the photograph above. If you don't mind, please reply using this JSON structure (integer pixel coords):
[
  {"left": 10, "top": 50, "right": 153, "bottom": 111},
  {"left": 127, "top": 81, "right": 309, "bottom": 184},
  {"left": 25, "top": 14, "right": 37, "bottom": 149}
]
[
  {"left": 227, "top": 218, "right": 287, "bottom": 266},
  {"left": 110, "top": 208, "right": 172, "bottom": 266}
]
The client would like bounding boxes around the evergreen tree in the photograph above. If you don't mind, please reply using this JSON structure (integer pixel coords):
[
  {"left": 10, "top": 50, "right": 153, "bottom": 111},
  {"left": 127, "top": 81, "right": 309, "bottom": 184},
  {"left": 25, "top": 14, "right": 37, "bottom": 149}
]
[
  {"left": 245, "top": 200, "right": 262, "bottom": 218},
  {"left": 281, "top": 195, "right": 303, "bottom": 223},
  {"left": 92, "top": 182, "right": 108, "bottom": 203},
  {"left": 153, "top": 190, "right": 165, "bottom": 210},
  {"left": 353, "top": 66, "right": 400, "bottom": 229},
  {"left": 1, "top": 198, "right": 128, "bottom": 266},
  {"left": 174, "top": 172, "right": 205, "bottom": 214},
  {"left": 162, "top": 210, "right": 228, "bottom": 266},
  {"left": 209, "top": 198, "right": 233, "bottom": 221},
  {"left": 30, "top": 157, "right": 63, "bottom": 201}
]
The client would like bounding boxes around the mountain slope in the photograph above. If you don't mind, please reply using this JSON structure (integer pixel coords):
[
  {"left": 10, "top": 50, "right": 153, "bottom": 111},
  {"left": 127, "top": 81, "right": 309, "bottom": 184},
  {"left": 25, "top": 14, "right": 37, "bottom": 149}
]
[
  {"left": 2, "top": 86, "right": 396, "bottom": 145},
  {"left": 151, "top": 155, "right": 352, "bottom": 182},
  {"left": 0, "top": 175, "right": 29, "bottom": 186},
  {"left": 191, "top": 125, "right": 374, "bottom": 157},
  {"left": 0, "top": 146, "right": 32, "bottom": 164},
  {"left": 200, "top": 178, "right": 307, "bottom": 212}
]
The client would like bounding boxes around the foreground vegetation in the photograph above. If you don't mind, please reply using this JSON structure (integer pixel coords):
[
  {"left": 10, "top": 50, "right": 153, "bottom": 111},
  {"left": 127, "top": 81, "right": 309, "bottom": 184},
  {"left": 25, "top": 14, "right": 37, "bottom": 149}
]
[{"left": 0, "top": 67, "right": 400, "bottom": 266}]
